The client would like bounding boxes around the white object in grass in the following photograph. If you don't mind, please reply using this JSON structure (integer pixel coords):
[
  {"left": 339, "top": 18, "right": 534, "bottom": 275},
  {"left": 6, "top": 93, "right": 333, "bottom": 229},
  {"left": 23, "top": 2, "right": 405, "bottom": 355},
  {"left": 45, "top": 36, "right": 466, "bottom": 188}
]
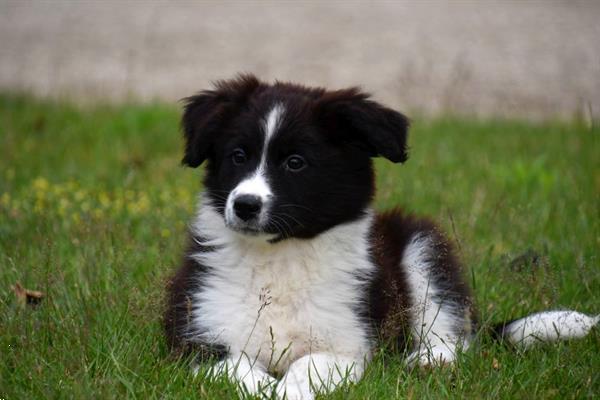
[{"left": 504, "top": 310, "right": 599, "bottom": 347}]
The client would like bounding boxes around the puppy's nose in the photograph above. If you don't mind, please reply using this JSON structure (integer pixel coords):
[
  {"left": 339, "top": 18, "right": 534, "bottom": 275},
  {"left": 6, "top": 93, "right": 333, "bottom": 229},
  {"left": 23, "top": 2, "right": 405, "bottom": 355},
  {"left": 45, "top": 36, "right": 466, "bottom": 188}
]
[{"left": 233, "top": 195, "right": 262, "bottom": 221}]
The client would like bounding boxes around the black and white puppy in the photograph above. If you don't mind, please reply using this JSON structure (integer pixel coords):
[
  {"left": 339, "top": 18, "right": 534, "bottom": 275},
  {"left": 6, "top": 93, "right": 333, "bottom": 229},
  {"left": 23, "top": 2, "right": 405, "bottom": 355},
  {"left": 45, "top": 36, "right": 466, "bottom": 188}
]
[{"left": 165, "top": 75, "right": 598, "bottom": 400}]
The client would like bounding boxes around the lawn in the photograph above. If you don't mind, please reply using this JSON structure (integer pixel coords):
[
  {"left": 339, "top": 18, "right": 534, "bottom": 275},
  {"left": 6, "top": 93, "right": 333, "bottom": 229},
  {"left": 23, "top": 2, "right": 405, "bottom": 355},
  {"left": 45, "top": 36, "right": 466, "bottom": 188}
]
[{"left": 0, "top": 94, "right": 598, "bottom": 399}]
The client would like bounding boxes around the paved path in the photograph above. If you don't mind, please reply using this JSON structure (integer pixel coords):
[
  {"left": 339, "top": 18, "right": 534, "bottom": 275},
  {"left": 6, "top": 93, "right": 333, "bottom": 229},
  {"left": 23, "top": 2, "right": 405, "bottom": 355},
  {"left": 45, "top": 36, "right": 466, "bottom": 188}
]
[{"left": 1, "top": 1, "right": 599, "bottom": 119}]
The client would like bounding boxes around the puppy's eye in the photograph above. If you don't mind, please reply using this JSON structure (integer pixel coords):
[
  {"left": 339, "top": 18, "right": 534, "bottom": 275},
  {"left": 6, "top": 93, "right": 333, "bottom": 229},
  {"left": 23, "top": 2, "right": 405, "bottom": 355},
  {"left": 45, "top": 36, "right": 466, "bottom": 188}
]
[
  {"left": 285, "top": 155, "right": 306, "bottom": 172},
  {"left": 231, "top": 149, "right": 247, "bottom": 165}
]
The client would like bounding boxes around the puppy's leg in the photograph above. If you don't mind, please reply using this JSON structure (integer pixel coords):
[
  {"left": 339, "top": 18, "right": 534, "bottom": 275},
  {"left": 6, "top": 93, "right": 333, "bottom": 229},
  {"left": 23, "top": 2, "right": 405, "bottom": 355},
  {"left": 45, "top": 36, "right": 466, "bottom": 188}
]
[
  {"left": 403, "top": 232, "right": 471, "bottom": 367},
  {"left": 277, "top": 353, "right": 363, "bottom": 400},
  {"left": 210, "top": 352, "right": 276, "bottom": 396}
]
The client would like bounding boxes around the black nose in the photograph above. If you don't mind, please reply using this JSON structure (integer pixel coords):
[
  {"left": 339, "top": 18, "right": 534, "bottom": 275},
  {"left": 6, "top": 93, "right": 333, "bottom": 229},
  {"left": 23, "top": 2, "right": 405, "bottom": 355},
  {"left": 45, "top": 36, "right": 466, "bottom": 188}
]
[{"left": 233, "top": 195, "right": 262, "bottom": 221}]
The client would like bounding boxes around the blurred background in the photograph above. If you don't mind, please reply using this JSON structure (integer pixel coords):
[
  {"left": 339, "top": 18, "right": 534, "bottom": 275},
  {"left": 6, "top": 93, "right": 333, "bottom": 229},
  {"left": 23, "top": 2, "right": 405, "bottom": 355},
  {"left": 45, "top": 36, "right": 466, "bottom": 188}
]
[{"left": 1, "top": 0, "right": 599, "bottom": 121}]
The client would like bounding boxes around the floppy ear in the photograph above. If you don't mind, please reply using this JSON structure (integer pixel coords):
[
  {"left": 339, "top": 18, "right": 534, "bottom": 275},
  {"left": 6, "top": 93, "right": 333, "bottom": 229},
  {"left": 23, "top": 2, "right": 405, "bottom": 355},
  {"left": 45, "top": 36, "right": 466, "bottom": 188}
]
[
  {"left": 181, "top": 74, "right": 261, "bottom": 167},
  {"left": 315, "top": 88, "right": 410, "bottom": 163}
]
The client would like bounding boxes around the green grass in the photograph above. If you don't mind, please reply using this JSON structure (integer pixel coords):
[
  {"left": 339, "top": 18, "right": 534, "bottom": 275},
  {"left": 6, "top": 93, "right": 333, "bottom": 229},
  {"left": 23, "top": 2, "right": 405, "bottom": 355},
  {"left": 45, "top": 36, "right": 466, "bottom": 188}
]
[{"left": 0, "top": 94, "right": 598, "bottom": 399}]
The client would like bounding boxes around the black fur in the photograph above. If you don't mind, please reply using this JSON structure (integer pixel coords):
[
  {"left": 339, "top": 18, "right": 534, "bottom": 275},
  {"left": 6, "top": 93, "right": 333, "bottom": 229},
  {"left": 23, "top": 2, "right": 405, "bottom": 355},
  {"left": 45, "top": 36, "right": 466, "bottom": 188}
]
[{"left": 164, "top": 236, "right": 227, "bottom": 360}]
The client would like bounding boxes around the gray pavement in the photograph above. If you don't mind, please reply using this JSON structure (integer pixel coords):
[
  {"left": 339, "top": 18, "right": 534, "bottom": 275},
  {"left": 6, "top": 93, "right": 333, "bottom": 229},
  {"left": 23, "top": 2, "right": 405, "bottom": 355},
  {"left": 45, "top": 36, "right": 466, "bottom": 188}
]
[{"left": 1, "top": 1, "right": 599, "bottom": 120}]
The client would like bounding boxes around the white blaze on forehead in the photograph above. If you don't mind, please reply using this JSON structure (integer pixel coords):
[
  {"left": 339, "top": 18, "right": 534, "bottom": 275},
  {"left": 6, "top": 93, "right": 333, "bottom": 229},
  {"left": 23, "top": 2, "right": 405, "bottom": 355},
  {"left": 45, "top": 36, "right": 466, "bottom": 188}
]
[{"left": 263, "top": 103, "right": 285, "bottom": 144}]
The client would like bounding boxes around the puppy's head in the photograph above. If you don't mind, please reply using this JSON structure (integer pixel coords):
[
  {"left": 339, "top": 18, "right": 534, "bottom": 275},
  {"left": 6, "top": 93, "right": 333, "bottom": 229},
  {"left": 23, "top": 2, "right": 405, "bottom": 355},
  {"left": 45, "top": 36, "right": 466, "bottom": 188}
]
[{"left": 182, "top": 74, "right": 409, "bottom": 240}]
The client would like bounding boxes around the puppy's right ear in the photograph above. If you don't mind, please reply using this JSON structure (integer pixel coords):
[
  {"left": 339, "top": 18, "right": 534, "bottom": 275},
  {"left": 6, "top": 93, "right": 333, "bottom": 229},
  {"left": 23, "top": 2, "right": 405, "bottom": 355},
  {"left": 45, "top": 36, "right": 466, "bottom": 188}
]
[
  {"left": 314, "top": 87, "right": 410, "bottom": 163},
  {"left": 181, "top": 74, "right": 261, "bottom": 167}
]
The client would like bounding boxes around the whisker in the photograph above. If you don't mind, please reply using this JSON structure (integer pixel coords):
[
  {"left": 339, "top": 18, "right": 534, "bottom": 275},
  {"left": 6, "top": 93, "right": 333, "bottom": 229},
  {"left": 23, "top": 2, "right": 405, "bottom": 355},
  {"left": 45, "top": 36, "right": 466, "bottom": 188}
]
[
  {"left": 269, "top": 214, "right": 295, "bottom": 236},
  {"left": 273, "top": 212, "right": 305, "bottom": 228}
]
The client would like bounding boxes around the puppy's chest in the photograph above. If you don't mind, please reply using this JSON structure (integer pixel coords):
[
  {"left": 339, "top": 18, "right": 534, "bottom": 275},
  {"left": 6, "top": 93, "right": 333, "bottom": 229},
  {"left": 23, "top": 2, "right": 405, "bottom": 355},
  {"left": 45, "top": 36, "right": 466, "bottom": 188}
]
[{"left": 195, "top": 243, "right": 372, "bottom": 369}]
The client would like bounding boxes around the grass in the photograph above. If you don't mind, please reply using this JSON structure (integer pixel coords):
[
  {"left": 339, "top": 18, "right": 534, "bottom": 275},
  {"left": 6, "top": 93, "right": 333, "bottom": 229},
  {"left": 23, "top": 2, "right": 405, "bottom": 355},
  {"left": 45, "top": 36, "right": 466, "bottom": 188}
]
[{"left": 0, "top": 93, "right": 598, "bottom": 399}]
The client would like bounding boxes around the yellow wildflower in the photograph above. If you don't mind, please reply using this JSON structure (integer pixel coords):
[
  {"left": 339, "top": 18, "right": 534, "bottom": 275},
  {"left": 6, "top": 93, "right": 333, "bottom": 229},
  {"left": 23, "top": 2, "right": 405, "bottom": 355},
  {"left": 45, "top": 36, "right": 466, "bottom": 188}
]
[
  {"left": 33, "top": 177, "right": 49, "bottom": 192},
  {"left": 1, "top": 192, "right": 10, "bottom": 207},
  {"left": 66, "top": 180, "right": 78, "bottom": 192},
  {"left": 74, "top": 189, "right": 87, "bottom": 202},
  {"left": 34, "top": 199, "right": 45, "bottom": 213},
  {"left": 113, "top": 198, "right": 123, "bottom": 213},
  {"left": 11, "top": 199, "right": 21, "bottom": 212},
  {"left": 137, "top": 193, "right": 150, "bottom": 213},
  {"left": 52, "top": 183, "right": 65, "bottom": 196},
  {"left": 99, "top": 192, "right": 111, "bottom": 208},
  {"left": 58, "top": 198, "right": 70, "bottom": 216},
  {"left": 35, "top": 189, "right": 46, "bottom": 200},
  {"left": 125, "top": 190, "right": 135, "bottom": 201},
  {"left": 160, "top": 190, "right": 171, "bottom": 203}
]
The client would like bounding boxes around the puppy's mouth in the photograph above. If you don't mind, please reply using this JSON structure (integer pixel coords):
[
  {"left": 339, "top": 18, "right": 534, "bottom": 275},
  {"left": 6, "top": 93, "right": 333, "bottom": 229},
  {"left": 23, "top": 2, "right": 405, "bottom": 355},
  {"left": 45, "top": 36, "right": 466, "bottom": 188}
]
[
  {"left": 226, "top": 221, "right": 283, "bottom": 243},
  {"left": 225, "top": 219, "right": 264, "bottom": 235},
  {"left": 238, "top": 226, "right": 261, "bottom": 235}
]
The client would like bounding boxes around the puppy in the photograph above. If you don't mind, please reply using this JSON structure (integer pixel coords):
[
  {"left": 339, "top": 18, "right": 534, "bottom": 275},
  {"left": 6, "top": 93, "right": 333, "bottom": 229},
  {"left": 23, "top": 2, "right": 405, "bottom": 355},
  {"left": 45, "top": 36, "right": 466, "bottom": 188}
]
[{"left": 164, "top": 75, "right": 598, "bottom": 399}]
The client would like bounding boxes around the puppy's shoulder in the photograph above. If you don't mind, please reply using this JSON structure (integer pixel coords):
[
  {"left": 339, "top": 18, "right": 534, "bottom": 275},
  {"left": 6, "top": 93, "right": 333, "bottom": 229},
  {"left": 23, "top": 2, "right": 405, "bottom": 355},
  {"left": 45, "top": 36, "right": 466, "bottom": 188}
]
[
  {"left": 370, "top": 208, "right": 464, "bottom": 283},
  {"left": 371, "top": 208, "right": 441, "bottom": 258}
]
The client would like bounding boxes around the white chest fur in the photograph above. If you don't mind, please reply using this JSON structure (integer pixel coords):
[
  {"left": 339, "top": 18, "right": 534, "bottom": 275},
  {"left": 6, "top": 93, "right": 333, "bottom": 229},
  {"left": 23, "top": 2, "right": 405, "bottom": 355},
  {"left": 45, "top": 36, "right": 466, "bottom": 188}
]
[{"left": 189, "top": 202, "right": 375, "bottom": 373}]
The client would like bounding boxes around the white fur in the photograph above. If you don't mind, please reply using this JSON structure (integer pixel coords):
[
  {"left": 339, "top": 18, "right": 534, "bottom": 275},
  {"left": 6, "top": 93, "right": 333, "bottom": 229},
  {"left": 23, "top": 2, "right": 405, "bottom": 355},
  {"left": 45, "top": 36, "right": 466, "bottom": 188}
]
[
  {"left": 225, "top": 104, "right": 284, "bottom": 227},
  {"left": 263, "top": 103, "right": 284, "bottom": 143},
  {"left": 210, "top": 353, "right": 276, "bottom": 395},
  {"left": 402, "top": 233, "right": 468, "bottom": 365},
  {"left": 278, "top": 353, "right": 363, "bottom": 400},
  {"left": 190, "top": 201, "right": 374, "bottom": 397},
  {"left": 503, "top": 310, "right": 599, "bottom": 347}
]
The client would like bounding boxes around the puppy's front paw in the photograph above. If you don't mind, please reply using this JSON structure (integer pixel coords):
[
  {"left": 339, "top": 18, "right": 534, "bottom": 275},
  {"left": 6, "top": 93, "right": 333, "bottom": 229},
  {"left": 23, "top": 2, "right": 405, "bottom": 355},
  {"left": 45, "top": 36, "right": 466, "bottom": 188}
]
[
  {"left": 407, "top": 346, "right": 456, "bottom": 368},
  {"left": 240, "top": 373, "right": 277, "bottom": 397},
  {"left": 276, "top": 382, "right": 313, "bottom": 400}
]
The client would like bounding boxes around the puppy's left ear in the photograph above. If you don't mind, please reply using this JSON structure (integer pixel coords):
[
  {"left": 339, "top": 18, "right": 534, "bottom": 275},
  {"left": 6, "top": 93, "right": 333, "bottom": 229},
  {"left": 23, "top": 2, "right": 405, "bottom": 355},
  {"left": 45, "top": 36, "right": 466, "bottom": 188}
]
[
  {"left": 315, "top": 88, "right": 410, "bottom": 163},
  {"left": 181, "top": 74, "right": 261, "bottom": 167}
]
